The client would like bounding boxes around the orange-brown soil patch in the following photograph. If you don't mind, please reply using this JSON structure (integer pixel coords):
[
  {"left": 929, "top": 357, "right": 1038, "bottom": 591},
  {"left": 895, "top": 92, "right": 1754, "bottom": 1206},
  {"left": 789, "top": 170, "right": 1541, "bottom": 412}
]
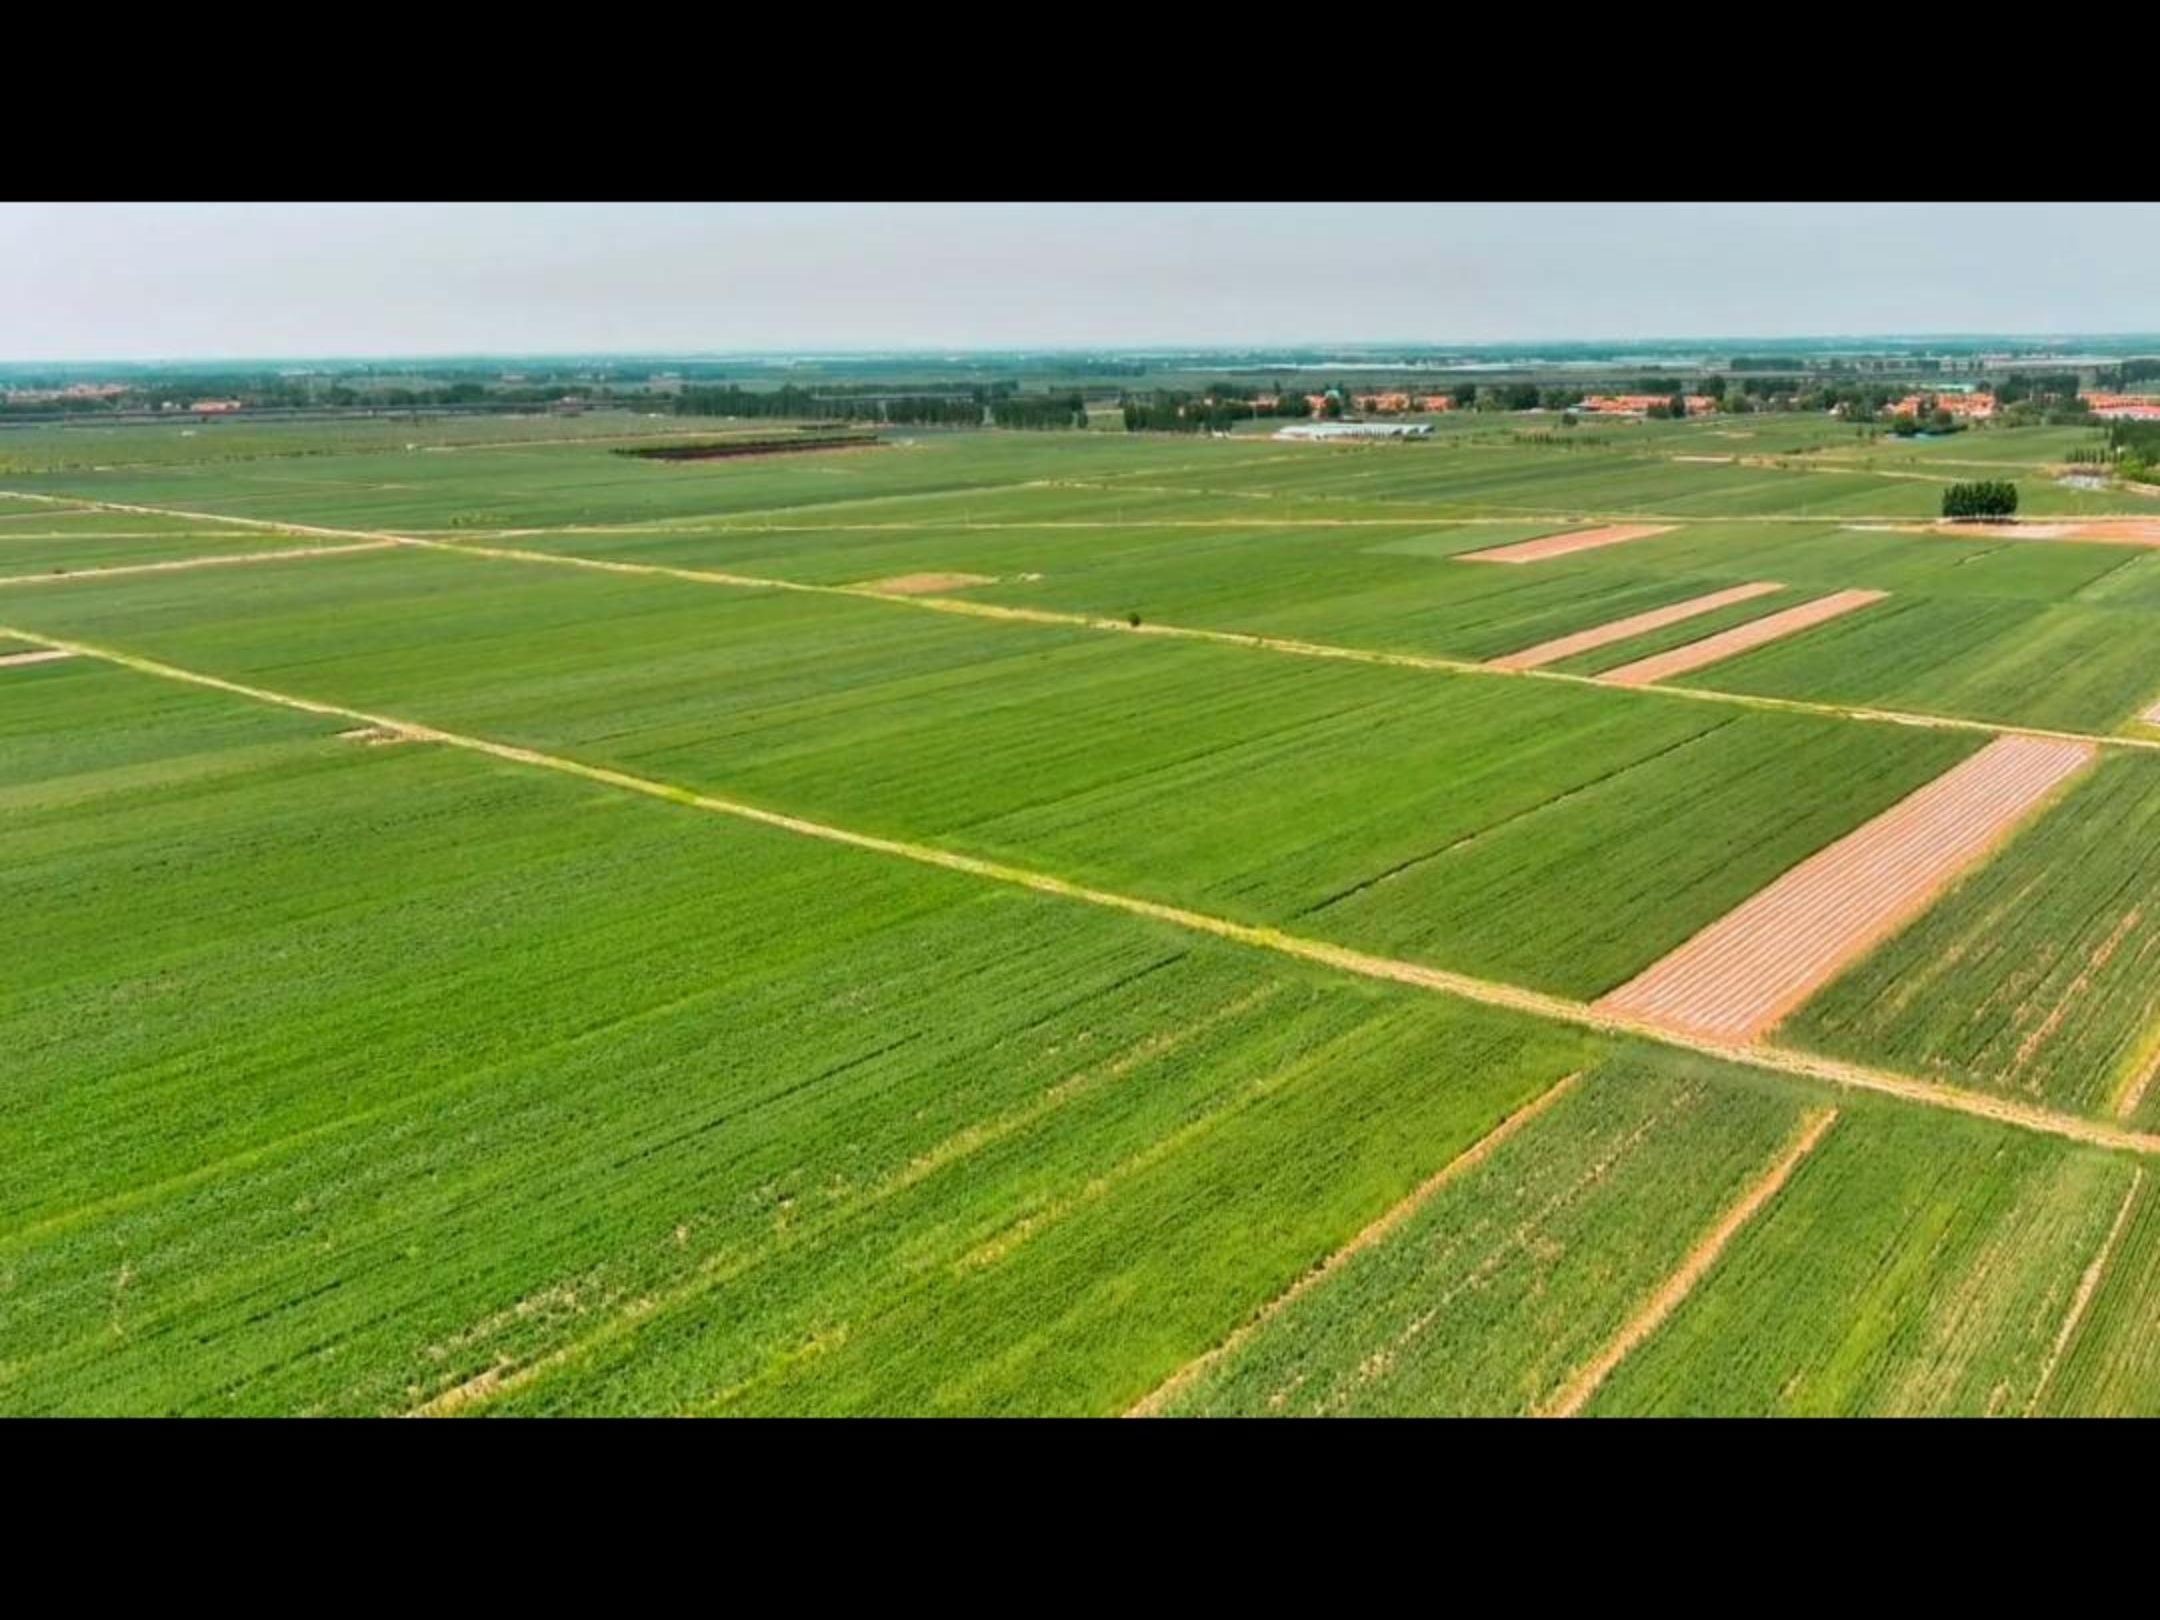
[
  {"left": 1595, "top": 735, "right": 2097, "bottom": 1044},
  {"left": 1597, "top": 589, "right": 1886, "bottom": 687},
  {"left": 859, "top": 572, "right": 998, "bottom": 596},
  {"left": 1487, "top": 582, "right": 1783, "bottom": 672},
  {"left": 1455, "top": 523, "right": 1675, "bottom": 565}
]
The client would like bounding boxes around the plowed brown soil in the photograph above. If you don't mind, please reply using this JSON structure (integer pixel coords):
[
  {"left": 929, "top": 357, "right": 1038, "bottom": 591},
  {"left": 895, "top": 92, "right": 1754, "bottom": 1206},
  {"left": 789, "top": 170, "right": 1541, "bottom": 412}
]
[
  {"left": 1456, "top": 523, "right": 1675, "bottom": 564},
  {"left": 1597, "top": 589, "right": 1886, "bottom": 687},
  {"left": 1487, "top": 582, "right": 1783, "bottom": 671},
  {"left": 1596, "top": 735, "right": 2097, "bottom": 1043}
]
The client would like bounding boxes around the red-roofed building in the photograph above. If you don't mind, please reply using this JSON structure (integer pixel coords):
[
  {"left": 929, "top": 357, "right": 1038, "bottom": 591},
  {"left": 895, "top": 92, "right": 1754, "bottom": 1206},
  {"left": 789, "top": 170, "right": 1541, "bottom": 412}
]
[
  {"left": 1580, "top": 394, "right": 1711, "bottom": 417},
  {"left": 1884, "top": 392, "right": 1995, "bottom": 421},
  {"left": 2088, "top": 394, "right": 2160, "bottom": 421}
]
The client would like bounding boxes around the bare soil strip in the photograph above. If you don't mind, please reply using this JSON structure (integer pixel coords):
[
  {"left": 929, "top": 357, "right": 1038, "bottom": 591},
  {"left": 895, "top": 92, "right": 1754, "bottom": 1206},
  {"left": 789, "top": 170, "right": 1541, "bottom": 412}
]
[
  {"left": 1538, "top": 1107, "right": 1838, "bottom": 1417},
  {"left": 1125, "top": 1070, "right": 1586, "bottom": 1418},
  {"left": 1598, "top": 589, "right": 1888, "bottom": 687},
  {"left": 2142, "top": 697, "right": 2160, "bottom": 728},
  {"left": 0, "top": 540, "right": 394, "bottom": 589},
  {"left": 1856, "top": 520, "right": 2160, "bottom": 548},
  {"left": 1598, "top": 735, "right": 2098, "bottom": 1044},
  {"left": 859, "top": 572, "right": 997, "bottom": 596},
  {"left": 9, "top": 490, "right": 2160, "bottom": 761},
  {"left": 0, "top": 648, "right": 76, "bottom": 668},
  {"left": 8, "top": 625, "right": 2156, "bottom": 1166},
  {"left": 1487, "top": 583, "right": 1784, "bottom": 672},
  {"left": 1456, "top": 523, "right": 1675, "bottom": 565},
  {"left": 2026, "top": 1168, "right": 2145, "bottom": 1414}
]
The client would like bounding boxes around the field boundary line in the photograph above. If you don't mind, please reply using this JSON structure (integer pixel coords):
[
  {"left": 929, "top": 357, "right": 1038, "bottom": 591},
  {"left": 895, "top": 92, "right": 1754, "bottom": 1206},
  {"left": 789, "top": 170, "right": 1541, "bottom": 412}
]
[
  {"left": 2025, "top": 1167, "right": 2144, "bottom": 1414},
  {"left": 1124, "top": 1069, "right": 1585, "bottom": 1418},
  {"left": 1537, "top": 1106, "right": 1839, "bottom": 1417},
  {"left": 7, "top": 488, "right": 2159, "bottom": 757},
  {"left": 8, "top": 625, "right": 2159, "bottom": 1165},
  {"left": 0, "top": 539, "right": 395, "bottom": 588}
]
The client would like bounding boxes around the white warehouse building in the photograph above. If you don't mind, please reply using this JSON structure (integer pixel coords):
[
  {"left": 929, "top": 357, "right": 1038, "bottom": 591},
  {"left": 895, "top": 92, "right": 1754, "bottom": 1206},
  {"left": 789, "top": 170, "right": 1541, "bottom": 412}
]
[{"left": 1273, "top": 421, "right": 1432, "bottom": 441}]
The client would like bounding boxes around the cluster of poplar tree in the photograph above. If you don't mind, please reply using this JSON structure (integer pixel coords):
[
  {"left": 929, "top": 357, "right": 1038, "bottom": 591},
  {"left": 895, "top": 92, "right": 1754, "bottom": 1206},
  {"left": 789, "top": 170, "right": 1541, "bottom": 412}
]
[{"left": 1941, "top": 480, "right": 2020, "bottom": 519}]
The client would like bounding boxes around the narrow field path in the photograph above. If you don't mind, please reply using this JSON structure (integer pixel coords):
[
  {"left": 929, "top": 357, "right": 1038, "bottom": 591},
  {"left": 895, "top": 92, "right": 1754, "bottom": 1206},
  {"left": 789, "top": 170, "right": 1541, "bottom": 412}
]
[
  {"left": 1125, "top": 1071, "right": 1585, "bottom": 1417},
  {"left": 8, "top": 624, "right": 2157, "bottom": 1164},
  {"left": 1537, "top": 1107, "right": 1840, "bottom": 1416},
  {"left": 0, "top": 540, "right": 395, "bottom": 588}
]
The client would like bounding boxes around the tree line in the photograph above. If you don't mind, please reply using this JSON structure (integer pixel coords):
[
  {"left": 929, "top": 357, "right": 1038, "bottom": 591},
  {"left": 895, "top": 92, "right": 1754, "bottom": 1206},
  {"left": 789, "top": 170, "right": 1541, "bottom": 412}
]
[
  {"left": 673, "top": 384, "right": 1085, "bottom": 430},
  {"left": 1941, "top": 480, "right": 2020, "bottom": 519}
]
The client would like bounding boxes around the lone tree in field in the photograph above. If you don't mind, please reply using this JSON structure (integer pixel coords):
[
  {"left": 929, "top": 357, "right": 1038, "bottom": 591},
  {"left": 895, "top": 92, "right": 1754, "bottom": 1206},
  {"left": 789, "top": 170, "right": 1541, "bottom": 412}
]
[{"left": 1942, "top": 480, "right": 2019, "bottom": 521}]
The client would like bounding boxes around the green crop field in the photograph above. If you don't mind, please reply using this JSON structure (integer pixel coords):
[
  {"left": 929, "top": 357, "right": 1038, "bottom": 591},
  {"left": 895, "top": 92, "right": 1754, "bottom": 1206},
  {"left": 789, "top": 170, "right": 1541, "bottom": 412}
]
[{"left": 5, "top": 411, "right": 2159, "bottom": 1416}]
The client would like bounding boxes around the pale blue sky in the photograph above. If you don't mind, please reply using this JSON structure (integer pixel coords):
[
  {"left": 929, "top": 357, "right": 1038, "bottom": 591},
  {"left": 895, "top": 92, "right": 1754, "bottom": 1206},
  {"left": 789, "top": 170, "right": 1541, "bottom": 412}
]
[{"left": 3, "top": 203, "right": 2155, "bottom": 361}]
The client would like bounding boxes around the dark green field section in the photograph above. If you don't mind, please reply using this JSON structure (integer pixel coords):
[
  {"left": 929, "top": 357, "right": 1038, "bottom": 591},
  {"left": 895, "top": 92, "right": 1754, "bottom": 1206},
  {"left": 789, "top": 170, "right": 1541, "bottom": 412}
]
[
  {"left": 1785, "top": 752, "right": 2160, "bottom": 1122},
  {"left": 0, "top": 547, "right": 1979, "bottom": 999},
  {"left": 2, "top": 657, "right": 1617, "bottom": 1415},
  {"left": 1587, "top": 1103, "right": 2145, "bottom": 1415}
]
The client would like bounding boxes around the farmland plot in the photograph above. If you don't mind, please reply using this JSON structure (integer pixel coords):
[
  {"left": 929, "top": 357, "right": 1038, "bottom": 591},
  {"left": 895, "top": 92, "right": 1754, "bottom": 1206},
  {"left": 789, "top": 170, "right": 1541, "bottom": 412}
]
[
  {"left": 1787, "top": 752, "right": 2160, "bottom": 1120},
  {"left": 1149, "top": 1055, "right": 1811, "bottom": 1416},
  {"left": 1, "top": 548, "right": 1980, "bottom": 998},
  {"left": 10, "top": 416, "right": 2160, "bottom": 1417},
  {"left": 1586, "top": 1102, "right": 2136, "bottom": 1415},
  {"left": 1, "top": 657, "right": 1606, "bottom": 1414},
  {"left": 1678, "top": 593, "right": 2160, "bottom": 734}
]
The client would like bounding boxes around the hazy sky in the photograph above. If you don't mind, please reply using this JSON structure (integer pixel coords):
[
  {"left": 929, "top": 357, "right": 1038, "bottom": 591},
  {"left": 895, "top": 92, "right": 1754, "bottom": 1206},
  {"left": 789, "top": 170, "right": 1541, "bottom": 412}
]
[{"left": 3, "top": 203, "right": 2156, "bottom": 361}]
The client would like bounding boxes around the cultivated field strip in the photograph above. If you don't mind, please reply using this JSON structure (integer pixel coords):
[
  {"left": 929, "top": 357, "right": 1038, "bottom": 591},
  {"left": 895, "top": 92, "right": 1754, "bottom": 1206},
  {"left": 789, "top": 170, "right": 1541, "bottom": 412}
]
[
  {"left": 1598, "top": 735, "right": 2098, "bottom": 1043},
  {"left": 1585, "top": 1099, "right": 2140, "bottom": 1415},
  {"left": 1487, "top": 582, "right": 1784, "bottom": 671},
  {"left": 1126, "top": 1069, "right": 1585, "bottom": 1416},
  {"left": 1538, "top": 1106, "right": 1838, "bottom": 1416},
  {"left": 1456, "top": 523, "right": 1675, "bottom": 564},
  {"left": 1598, "top": 589, "right": 1889, "bottom": 687},
  {"left": 1782, "top": 751, "right": 2160, "bottom": 1120},
  {"left": 0, "top": 539, "right": 395, "bottom": 588},
  {"left": 2028, "top": 1169, "right": 2146, "bottom": 1413},
  {"left": 1140, "top": 1061, "right": 1820, "bottom": 1416},
  {"left": 8, "top": 488, "right": 2160, "bottom": 758},
  {"left": 7, "top": 622, "right": 2156, "bottom": 1161}
]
